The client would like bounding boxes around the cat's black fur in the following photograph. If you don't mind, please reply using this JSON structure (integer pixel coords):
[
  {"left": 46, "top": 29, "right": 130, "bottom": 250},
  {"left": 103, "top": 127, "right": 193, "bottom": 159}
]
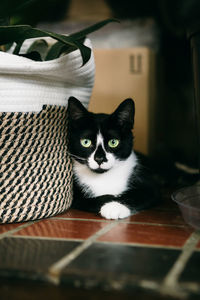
[{"left": 67, "top": 96, "right": 160, "bottom": 219}]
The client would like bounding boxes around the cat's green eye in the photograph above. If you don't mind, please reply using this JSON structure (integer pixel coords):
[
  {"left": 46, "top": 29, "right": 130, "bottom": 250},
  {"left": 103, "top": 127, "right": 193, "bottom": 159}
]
[
  {"left": 108, "top": 139, "right": 119, "bottom": 148},
  {"left": 80, "top": 138, "right": 92, "bottom": 148}
]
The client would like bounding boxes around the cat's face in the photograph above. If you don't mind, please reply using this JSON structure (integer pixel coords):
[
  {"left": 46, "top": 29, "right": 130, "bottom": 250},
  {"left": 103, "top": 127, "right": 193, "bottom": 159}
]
[{"left": 67, "top": 97, "right": 135, "bottom": 173}]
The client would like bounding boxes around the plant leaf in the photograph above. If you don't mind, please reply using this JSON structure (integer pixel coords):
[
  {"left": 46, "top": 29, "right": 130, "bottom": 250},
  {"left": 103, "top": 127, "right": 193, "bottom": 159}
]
[
  {"left": 0, "top": 25, "right": 91, "bottom": 64},
  {"left": 45, "top": 37, "right": 85, "bottom": 61},
  {"left": 70, "top": 18, "right": 119, "bottom": 40},
  {"left": 19, "top": 51, "right": 42, "bottom": 61},
  {"left": 0, "top": 25, "right": 76, "bottom": 46},
  {"left": 13, "top": 39, "right": 24, "bottom": 54},
  {"left": 45, "top": 41, "right": 70, "bottom": 61},
  {"left": 0, "top": 19, "right": 118, "bottom": 63},
  {"left": 26, "top": 39, "right": 49, "bottom": 60}
]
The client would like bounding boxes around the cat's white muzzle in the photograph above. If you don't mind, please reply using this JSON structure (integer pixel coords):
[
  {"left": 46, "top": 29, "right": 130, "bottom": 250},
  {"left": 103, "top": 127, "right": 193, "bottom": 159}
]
[{"left": 88, "top": 152, "right": 116, "bottom": 173}]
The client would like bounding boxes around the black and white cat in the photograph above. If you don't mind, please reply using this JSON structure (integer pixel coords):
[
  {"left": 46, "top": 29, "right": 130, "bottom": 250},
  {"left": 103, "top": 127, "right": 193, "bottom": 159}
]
[{"left": 67, "top": 96, "right": 160, "bottom": 220}]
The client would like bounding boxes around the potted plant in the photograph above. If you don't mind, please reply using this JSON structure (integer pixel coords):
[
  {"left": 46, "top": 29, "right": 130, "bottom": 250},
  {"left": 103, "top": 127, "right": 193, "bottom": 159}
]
[{"left": 0, "top": 0, "right": 115, "bottom": 223}]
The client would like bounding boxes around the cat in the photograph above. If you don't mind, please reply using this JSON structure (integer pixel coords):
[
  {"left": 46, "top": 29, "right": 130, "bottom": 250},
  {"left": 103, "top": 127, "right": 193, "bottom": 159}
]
[{"left": 67, "top": 96, "right": 160, "bottom": 219}]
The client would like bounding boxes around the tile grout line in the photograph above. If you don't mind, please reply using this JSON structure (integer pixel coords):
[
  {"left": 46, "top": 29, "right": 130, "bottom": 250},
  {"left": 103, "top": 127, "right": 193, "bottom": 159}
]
[
  {"left": 11, "top": 234, "right": 187, "bottom": 250},
  {"left": 0, "top": 221, "right": 37, "bottom": 240},
  {"left": 47, "top": 220, "right": 119, "bottom": 284},
  {"left": 121, "top": 221, "right": 189, "bottom": 228},
  {"left": 12, "top": 235, "right": 85, "bottom": 242},
  {"left": 52, "top": 217, "right": 189, "bottom": 228},
  {"left": 11, "top": 234, "right": 200, "bottom": 252},
  {"left": 52, "top": 217, "right": 113, "bottom": 223},
  {"left": 160, "top": 230, "right": 200, "bottom": 297},
  {"left": 96, "top": 240, "right": 184, "bottom": 250}
]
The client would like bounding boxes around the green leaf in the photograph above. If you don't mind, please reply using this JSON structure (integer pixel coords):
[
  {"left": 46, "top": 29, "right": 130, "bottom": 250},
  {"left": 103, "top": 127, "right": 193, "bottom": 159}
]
[
  {"left": 45, "top": 41, "right": 71, "bottom": 61},
  {"left": 0, "top": 19, "right": 118, "bottom": 63},
  {"left": 45, "top": 37, "right": 85, "bottom": 61},
  {"left": 40, "top": 29, "right": 91, "bottom": 65},
  {"left": 0, "top": 25, "right": 91, "bottom": 64},
  {"left": 26, "top": 39, "right": 49, "bottom": 60},
  {"left": 19, "top": 51, "right": 42, "bottom": 61},
  {"left": 72, "top": 39, "right": 91, "bottom": 66},
  {"left": 70, "top": 18, "right": 119, "bottom": 40},
  {"left": 13, "top": 39, "right": 24, "bottom": 54},
  {"left": 0, "top": 25, "right": 75, "bottom": 46}
]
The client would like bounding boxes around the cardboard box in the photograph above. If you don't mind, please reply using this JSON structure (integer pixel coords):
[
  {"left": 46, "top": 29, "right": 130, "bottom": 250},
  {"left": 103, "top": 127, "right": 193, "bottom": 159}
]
[{"left": 89, "top": 47, "right": 157, "bottom": 156}]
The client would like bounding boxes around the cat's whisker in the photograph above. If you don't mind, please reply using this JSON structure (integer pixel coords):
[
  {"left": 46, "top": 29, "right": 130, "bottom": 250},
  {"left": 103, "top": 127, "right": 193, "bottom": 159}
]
[{"left": 68, "top": 152, "right": 87, "bottom": 161}]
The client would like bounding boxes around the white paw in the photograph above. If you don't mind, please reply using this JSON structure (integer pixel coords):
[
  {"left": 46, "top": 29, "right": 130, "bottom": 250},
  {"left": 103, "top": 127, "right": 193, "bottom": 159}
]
[{"left": 100, "top": 201, "right": 131, "bottom": 220}]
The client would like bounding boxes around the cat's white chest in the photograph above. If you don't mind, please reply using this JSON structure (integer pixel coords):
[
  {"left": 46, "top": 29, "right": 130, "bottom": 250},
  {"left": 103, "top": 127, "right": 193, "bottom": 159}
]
[{"left": 73, "top": 152, "right": 137, "bottom": 197}]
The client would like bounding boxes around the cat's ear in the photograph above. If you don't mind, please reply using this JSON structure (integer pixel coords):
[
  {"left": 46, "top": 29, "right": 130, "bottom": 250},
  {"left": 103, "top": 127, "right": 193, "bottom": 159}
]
[
  {"left": 112, "top": 98, "right": 135, "bottom": 129},
  {"left": 68, "top": 96, "right": 88, "bottom": 121}
]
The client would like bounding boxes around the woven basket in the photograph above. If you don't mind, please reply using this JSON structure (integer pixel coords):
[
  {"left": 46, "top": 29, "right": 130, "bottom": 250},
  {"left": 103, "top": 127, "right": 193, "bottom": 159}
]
[{"left": 0, "top": 105, "right": 73, "bottom": 223}]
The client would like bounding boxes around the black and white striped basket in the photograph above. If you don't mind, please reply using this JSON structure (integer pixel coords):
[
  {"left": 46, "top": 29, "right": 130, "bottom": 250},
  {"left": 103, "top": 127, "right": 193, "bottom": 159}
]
[{"left": 0, "top": 105, "right": 73, "bottom": 223}]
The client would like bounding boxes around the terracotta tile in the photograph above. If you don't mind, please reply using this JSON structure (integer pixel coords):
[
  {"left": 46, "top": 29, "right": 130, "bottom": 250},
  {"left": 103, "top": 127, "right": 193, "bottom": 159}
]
[
  {"left": 128, "top": 209, "right": 187, "bottom": 226},
  {"left": 196, "top": 241, "right": 200, "bottom": 249},
  {"left": 55, "top": 208, "right": 103, "bottom": 220},
  {"left": 0, "top": 223, "right": 22, "bottom": 235},
  {"left": 98, "top": 223, "right": 193, "bottom": 247},
  {"left": 15, "top": 219, "right": 108, "bottom": 240}
]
